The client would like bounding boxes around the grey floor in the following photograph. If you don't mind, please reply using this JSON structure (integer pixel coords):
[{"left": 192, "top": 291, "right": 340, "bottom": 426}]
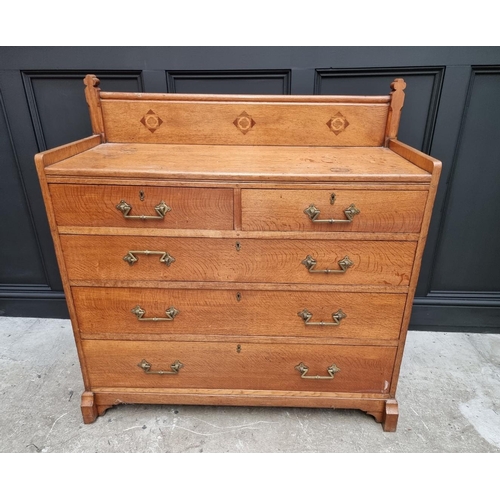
[{"left": 0, "top": 316, "right": 499, "bottom": 453}]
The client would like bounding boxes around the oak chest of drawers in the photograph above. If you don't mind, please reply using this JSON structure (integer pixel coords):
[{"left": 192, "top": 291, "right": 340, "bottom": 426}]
[{"left": 35, "top": 75, "right": 441, "bottom": 431}]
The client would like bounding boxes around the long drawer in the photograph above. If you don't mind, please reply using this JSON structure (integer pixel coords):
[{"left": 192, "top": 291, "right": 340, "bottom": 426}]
[
  {"left": 62, "top": 235, "right": 416, "bottom": 286},
  {"left": 73, "top": 287, "right": 406, "bottom": 340},
  {"left": 83, "top": 340, "right": 397, "bottom": 394},
  {"left": 241, "top": 189, "right": 427, "bottom": 233},
  {"left": 49, "top": 184, "right": 234, "bottom": 229}
]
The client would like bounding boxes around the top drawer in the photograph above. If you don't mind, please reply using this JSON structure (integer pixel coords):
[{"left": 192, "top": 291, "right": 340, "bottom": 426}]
[
  {"left": 241, "top": 189, "right": 427, "bottom": 233},
  {"left": 49, "top": 184, "right": 234, "bottom": 230}
]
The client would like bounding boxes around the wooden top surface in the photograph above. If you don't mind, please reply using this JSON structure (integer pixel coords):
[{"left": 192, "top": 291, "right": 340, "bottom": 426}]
[
  {"left": 100, "top": 91, "right": 392, "bottom": 103},
  {"left": 45, "top": 142, "right": 431, "bottom": 183}
]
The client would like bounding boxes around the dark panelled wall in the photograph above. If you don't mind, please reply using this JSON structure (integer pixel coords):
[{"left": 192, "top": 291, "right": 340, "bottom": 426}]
[{"left": 1, "top": 47, "right": 499, "bottom": 331}]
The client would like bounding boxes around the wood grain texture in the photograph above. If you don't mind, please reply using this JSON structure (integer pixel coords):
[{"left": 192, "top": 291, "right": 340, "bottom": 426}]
[
  {"left": 242, "top": 189, "right": 427, "bottom": 233},
  {"left": 69, "top": 282, "right": 408, "bottom": 295},
  {"left": 60, "top": 235, "right": 416, "bottom": 286},
  {"left": 100, "top": 92, "right": 391, "bottom": 103},
  {"left": 80, "top": 391, "right": 98, "bottom": 424},
  {"left": 93, "top": 387, "right": 390, "bottom": 398},
  {"left": 47, "top": 177, "right": 431, "bottom": 190},
  {"left": 82, "top": 340, "right": 397, "bottom": 394},
  {"left": 389, "top": 139, "right": 442, "bottom": 174},
  {"left": 77, "top": 333, "right": 400, "bottom": 347},
  {"left": 73, "top": 287, "right": 406, "bottom": 340},
  {"left": 58, "top": 226, "right": 420, "bottom": 242},
  {"left": 385, "top": 79, "right": 406, "bottom": 144},
  {"left": 382, "top": 398, "right": 399, "bottom": 432},
  {"left": 83, "top": 75, "right": 105, "bottom": 138},
  {"left": 49, "top": 184, "right": 233, "bottom": 229},
  {"left": 93, "top": 389, "right": 387, "bottom": 415},
  {"left": 101, "top": 100, "right": 389, "bottom": 146},
  {"left": 390, "top": 159, "right": 442, "bottom": 394},
  {"left": 35, "top": 135, "right": 102, "bottom": 168},
  {"left": 233, "top": 188, "right": 242, "bottom": 230},
  {"left": 44, "top": 143, "right": 431, "bottom": 183},
  {"left": 34, "top": 150, "right": 92, "bottom": 391}
]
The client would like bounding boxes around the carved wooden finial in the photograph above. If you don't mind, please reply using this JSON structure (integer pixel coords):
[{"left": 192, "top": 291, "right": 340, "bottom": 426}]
[
  {"left": 83, "top": 74, "right": 105, "bottom": 137},
  {"left": 385, "top": 78, "right": 406, "bottom": 144},
  {"left": 84, "top": 74, "right": 101, "bottom": 91},
  {"left": 391, "top": 78, "right": 407, "bottom": 93}
]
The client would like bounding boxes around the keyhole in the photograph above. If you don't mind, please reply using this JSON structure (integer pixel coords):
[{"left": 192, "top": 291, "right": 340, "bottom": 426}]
[
  {"left": 236, "top": 344, "right": 241, "bottom": 353},
  {"left": 330, "top": 192, "right": 336, "bottom": 205},
  {"left": 139, "top": 190, "right": 145, "bottom": 201},
  {"left": 235, "top": 241, "right": 241, "bottom": 252},
  {"left": 236, "top": 292, "right": 241, "bottom": 302}
]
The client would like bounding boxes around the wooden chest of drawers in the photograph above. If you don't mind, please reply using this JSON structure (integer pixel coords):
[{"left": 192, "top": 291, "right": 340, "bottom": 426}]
[{"left": 35, "top": 75, "right": 441, "bottom": 431}]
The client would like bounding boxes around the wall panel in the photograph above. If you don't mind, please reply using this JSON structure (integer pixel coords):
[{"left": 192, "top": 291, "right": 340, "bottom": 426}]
[
  {"left": 167, "top": 70, "right": 291, "bottom": 95},
  {"left": 22, "top": 71, "right": 143, "bottom": 150},
  {"left": 316, "top": 68, "right": 443, "bottom": 152}
]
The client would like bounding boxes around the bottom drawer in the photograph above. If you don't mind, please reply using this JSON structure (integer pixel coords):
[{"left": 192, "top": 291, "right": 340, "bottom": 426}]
[{"left": 83, "top": 340, "right": 396, "bottom": 394}]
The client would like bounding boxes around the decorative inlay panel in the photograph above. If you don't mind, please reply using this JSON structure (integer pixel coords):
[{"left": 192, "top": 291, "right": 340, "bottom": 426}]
[
  {"left": 233, "top": 111, "right": 256, "bottom": 135},
  {"left": 140, "top": 110, "right": 163, "bottom": 133},
  {"left": 327, "top": 112, "right": 349, "bottom": 135}
]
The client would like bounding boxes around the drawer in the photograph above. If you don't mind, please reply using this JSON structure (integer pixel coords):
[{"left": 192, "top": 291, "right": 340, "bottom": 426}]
[
  {"left": 62, "top": 235, "right": 416, "bottom": 286},
  {"left": 49, "top": 184, "right": 233, "bottom": 229},
  {"left": 74, "top": 287, "right": 406, "bottom": 340},
  {"left": 83, "top": 340, "right": 396, "bottom": 394},
  {"left": 241, "top": 189, "right": 427, "bottom": 233}
]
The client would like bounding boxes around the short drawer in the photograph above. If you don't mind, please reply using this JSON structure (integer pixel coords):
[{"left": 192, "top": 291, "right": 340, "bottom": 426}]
[
  {"left": 49, "top": 184, "right": 233, "bottom": 229},
  {"left": 83, "top": 340, "right": 396, "bottom": 394},
  {"left": 62, "top": 235, "right": 416, "bottom": 286},
  {"left": 241, "top": 189, "right": 427, "bottom": 233},
  {"left": 73, "top": 287, "right": 406, "bottom": 340}
]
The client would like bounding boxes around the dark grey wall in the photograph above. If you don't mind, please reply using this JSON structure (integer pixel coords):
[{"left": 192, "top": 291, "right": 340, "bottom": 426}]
[{"left": 1, "top": 47, "right": 499, "bottom": 331}]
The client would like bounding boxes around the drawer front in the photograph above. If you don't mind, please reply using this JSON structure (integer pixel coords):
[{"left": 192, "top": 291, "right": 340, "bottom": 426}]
[
  {"left": 241, "top": 189, "right": 427, "bottom": 233},
  {"left": 49, "top": 184, "right": 233, "bottom": 229},
  {"left": 62, "top": 235, "right": 416, "bottom": 286},
  {"left": 83, "top": 340, "right": 396, "bottom": 394},
  {"left": 74, "top": 287, "right": 406, "bottom": 340}
]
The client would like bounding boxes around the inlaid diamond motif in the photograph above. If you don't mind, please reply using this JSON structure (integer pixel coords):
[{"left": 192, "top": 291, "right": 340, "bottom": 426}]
[
  {"left": 140, "top": 109, "right": 163, "bottom": 133},
  {"left": 233, "top": 111, "right": 256, "bottom": 135},
  {"left": 327, "top": 112, "right": 349, "bottom": 135}
]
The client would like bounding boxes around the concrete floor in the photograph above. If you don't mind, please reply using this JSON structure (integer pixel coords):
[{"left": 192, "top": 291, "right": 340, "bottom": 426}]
[{"left": 0, "top": 316, "right": 499, "bottom": 453}]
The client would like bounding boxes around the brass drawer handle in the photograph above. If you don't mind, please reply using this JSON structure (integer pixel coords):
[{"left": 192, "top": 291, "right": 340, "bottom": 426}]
[
  {"left": 138, "top": 359, "right": 183, "bottom": 375},
  {"left": 304, "top": 203, "right": 360, "bottom": 224},
  {"left": 116, "top": 200, "right": 171, "bottom": 220},
  {"left": 123, "top": 250, "right": 175, "bottom": 266},
  {"left": 295, "top": 362, "right": 340, "bottom": 380},
  {"left": 298, "top": 308, "right": 346, "bottom": 326},
  {"left": 301, "top": 255, "right": 353, "bottom": 274},
  {"left": 131, "top": 305, "right": 179, "bottom": 321}
]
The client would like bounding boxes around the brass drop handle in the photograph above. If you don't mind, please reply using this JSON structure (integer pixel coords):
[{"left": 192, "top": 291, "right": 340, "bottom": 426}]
[
  {"left": 123, "top": 250, "right": 175, "bottom": 266},
  {"left": 298, "top": 308, "right": 346, "bottom": 326},
  {"left": 301, "top": 255, "right": 353, "bottom": 274},
  {"left": 138, "top": 359, "right": 183, "bottom": 375},
  {"left": 116, "top": 200, "right": 171, "bottom": 220},
  {"left": 131, "top": 305, "right": 179, "bottom": 322},
  {"left": 295, "top": 362, "right": 340, "bottom": 380},
  {"left": 304, "top": 203, "right": 360, "bottom": 224}
]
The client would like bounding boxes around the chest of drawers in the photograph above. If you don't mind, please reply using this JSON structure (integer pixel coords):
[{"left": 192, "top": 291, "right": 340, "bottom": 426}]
[{"left": 35, "top": 75, "right": 441, "bottom": 431}]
